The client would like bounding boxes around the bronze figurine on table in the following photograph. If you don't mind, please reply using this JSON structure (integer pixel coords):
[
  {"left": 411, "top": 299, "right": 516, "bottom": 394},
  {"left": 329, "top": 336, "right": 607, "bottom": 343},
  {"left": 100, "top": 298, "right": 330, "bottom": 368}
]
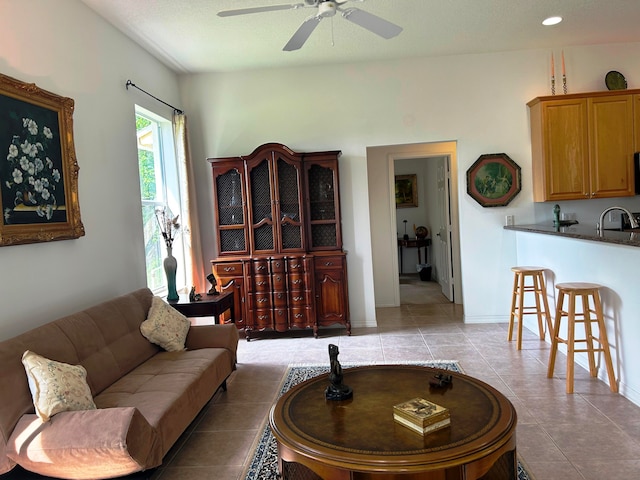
[{"left": 325, "top": 344, "right": 353, "bottom": 401}]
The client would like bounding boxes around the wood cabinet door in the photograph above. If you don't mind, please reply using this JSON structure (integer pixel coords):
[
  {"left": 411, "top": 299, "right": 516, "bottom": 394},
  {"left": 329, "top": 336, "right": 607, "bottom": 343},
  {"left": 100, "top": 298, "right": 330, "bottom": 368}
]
[
  {"left": 314, "top": 255, "right": 349, "bottom": 331},
  {"left": 246, "top": 155, "right": 277, "bottom": 254},
  {"left": 534, "top": 97, "right": 589, "bottom": 201},
  {"left": 588, "top": 94, "right": 635, "bottom": 198},
  {"left": 273, "top": 154, "right": 305, "bottom": 253}
]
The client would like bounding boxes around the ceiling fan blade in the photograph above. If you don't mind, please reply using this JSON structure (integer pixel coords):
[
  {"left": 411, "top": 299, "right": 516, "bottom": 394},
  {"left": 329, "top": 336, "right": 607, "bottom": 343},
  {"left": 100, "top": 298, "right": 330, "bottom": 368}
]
[
  {"left": 340, "top": 7, "right": 402, "bottom": 39},
  {"left": 283, "top": 16, "right": 322, "bottom": 51},
  {"left": 218, "top": 3, "right": 305, "bottom": 17}
]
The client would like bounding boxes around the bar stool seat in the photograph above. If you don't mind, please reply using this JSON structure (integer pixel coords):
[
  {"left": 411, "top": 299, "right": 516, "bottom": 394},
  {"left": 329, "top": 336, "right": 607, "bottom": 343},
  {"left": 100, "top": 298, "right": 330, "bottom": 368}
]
[
  {"left": 547, "top": 282, "right": 617, "bottom": 394},
  {"left": 508, "top": 266, "right": 552, "bottom": 350}
]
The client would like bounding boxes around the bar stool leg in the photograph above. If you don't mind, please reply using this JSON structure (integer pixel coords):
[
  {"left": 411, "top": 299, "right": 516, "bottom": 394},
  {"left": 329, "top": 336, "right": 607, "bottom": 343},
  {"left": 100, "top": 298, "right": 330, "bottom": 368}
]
[
  {"left": 566, "top": 292, "right": 576, "bottom": 394},
  {"left": 516, "top": 273, "right": 525, "bottom": 350},
  {"left": 582, "top": 293, "right": 598, "bottom": 377},
  {"left": 592, "top": 292, "right": 618, "bottom": 393},
  {"left": 547, "top": 290, "right": 564, "bottom": 378},
  {"left": 507, "top": 273, "right": 518, "bottom": 343},
  {"left": 533, "top": 273, "right": 545, "bottom": 339},
  {"left": 537, "top": 272, "right": 554, "bottom": 339}
]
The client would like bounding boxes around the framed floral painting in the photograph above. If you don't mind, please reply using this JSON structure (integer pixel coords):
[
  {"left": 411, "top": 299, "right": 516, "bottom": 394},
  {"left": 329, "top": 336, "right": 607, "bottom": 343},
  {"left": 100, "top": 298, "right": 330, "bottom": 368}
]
[{"left": 0, "top": 73, "right": 84, "bottom": 246}]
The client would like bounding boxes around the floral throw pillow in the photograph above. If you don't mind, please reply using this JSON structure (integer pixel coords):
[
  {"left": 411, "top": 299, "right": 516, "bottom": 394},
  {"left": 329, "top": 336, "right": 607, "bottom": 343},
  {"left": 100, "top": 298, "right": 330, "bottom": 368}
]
[
  {"left": 21, "top": 350, "right": 96, "bottom": 422},
  {"left": 140, "top": 296, "right": 190, "bottom": 352}
]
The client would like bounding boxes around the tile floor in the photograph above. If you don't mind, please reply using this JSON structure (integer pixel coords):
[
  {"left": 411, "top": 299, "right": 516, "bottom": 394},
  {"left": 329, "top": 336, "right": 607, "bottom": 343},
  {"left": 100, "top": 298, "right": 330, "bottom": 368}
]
[{"left": 14, "top": 277, "right": 639, "bottom": 480}]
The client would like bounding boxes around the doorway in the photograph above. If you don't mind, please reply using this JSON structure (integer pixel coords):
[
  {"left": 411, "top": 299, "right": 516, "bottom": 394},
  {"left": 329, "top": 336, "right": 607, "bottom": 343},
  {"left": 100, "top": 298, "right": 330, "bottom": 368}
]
[
  {"left": 366, "top": 141, "right": 462, "bottom": 310},
  {"left": 394, "top": 155, "right": 454, "bottom": 305}
]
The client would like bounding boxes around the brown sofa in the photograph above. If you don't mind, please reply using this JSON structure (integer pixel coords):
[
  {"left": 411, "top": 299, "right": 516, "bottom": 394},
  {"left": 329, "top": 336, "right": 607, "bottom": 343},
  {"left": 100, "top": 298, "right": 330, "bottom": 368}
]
[{"left": 0, "top": 288, "right": 239, "bottom": 479}]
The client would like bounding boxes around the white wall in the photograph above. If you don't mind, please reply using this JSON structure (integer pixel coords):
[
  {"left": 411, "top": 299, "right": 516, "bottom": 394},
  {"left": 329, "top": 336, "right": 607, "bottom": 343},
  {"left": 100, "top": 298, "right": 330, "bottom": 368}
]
[
  {"left": 0, "top": 0, "right": 180, "bottom": 340},
  {"left": 180, "top": 43, "right": 640, "bottom": 328}
]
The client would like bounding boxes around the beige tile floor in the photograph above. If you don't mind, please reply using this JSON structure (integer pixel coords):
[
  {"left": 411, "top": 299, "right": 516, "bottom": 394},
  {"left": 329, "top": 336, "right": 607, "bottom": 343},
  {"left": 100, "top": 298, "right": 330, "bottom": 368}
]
[
  {"left": 142, "top": 276, "right": 640, "bottom": 480},
  {"left": 10, "top": 276, "right": 631, "bottom": 480}
]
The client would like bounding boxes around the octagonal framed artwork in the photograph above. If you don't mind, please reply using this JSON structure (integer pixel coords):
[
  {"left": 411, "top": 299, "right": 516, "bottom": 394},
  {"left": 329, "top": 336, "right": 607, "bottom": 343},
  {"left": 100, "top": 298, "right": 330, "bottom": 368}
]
[{"left": 466, "top": 153, "right": 521, "bottom": 207}]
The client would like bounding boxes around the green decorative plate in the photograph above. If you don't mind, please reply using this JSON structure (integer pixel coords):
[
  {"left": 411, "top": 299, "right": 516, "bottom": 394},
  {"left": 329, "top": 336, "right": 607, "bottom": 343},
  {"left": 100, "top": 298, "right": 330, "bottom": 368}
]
[{"left": 605, "top": 71, "right": 627, "bottom": 90}]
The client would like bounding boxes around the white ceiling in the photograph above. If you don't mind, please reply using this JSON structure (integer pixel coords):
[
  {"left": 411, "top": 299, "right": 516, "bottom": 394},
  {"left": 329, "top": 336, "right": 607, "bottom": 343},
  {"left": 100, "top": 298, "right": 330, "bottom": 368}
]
[{"left": 80, "top": 0, "right": 640, "bottom": 74}]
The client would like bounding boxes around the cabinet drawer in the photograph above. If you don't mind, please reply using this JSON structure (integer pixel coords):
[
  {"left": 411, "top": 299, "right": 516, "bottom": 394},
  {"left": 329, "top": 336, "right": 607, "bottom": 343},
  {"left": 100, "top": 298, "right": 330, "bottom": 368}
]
[
  {"left": 273, "top": 291, "right": 287, "bottom": 307},
  {"left": 254, "top": 309, "right": 272, "bottom": 329},
  {"left": 213, "top": 262, "right": 244, "bottom": 276},
  {"left": 287, "top": 257, "right": 305, "bottom": 272},
  {"left": 272, "top": 272, "right": 286, "bottom": 289},
  {"left": 289, "top": 292, "right": 306, "bottom": 306},
  {"left": 271, "top": 258, "right": 286, "bottom": 272},
  {"left": 314, "top": 255, "right": 344, "bottom": 270},
  {"left": 249, "top": 292, "right": 271, "bottom": 309},
  {"left": 290, "top": 307, "right": 312, "bottom": 328},
  {"left": 288, "top": 272, "right": 304, "bottom": 289},
  {"left": 252, "top": 259, "right": 270, "bottom": 274}
]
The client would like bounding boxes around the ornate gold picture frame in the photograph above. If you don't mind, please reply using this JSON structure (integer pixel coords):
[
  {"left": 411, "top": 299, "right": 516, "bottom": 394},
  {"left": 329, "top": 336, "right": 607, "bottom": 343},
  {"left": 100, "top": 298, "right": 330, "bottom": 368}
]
[
  {"left": 395, "top": 174, "right": 418, "bottom": 208},
  {"left": 0, "top": 73, "right": 84, "bottom": 246}
]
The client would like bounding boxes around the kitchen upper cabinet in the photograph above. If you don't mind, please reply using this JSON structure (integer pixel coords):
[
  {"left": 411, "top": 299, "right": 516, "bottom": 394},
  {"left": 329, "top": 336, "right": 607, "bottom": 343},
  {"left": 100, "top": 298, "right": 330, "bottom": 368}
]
[{"left": 528, "top": 90, "right": 637, "bottom": 202}]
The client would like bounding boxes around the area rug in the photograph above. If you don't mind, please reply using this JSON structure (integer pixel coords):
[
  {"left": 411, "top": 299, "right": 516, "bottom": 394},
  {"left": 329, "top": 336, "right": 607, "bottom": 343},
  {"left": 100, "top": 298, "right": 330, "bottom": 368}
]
[{"left": 243, "top": 361, "right": 533, "bottom": 480}]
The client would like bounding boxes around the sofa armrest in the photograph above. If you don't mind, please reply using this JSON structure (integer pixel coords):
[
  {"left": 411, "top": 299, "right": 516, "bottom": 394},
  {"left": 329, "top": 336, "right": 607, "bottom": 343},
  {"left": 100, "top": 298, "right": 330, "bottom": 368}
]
[
  {"left": 185, "top": 323, "right": 239, "bottom": 358},
  {"left": 7, "top": 408, "right": 161, "bottom": 480}
]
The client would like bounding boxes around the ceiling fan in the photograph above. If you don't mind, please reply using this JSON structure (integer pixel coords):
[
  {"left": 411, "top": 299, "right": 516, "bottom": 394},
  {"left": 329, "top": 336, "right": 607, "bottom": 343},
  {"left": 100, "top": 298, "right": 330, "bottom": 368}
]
[{"left": 217, "top": 0, "right": 403, "bottom": 51}]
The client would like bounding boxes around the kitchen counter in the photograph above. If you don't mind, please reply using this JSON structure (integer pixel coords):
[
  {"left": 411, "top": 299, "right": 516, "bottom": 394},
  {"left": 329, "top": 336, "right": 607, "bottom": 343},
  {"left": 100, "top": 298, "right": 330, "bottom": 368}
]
[{"left": 504, "top": 223, "right": 640, "bottom": 247}]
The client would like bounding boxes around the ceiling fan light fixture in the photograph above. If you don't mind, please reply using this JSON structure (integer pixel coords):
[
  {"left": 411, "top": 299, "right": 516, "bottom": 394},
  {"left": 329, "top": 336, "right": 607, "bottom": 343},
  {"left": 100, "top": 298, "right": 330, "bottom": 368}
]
[
  {"left": 542, "top": 16, "right": 563, "bottom": 26},
  {"left": 318, "top": 1, "right": 337, "bottom": 17}
]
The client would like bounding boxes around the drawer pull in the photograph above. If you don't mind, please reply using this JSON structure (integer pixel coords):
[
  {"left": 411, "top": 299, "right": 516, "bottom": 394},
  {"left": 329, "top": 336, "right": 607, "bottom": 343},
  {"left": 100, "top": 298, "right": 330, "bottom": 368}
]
[
  {"left": 257, "top": 280, "right": 267, "bottom": 285},
  {"left": 258, "top": 315, "right": 269, "bottom": 320},
  {"left": 292, "top": 279, "right": 302, "bottom": 285},
  {"left": 223, "top": 266, "right": 236, "bottom": 272},
  {"left": 291, "top": 263, "right": 301, "bottom": 268},
  {"left": 256, "top": 265, "right": 266, "bottom": 271},
  {"left": 324, "top": 262, "right": 334, "bottom": 266},
  {"left": 274, "top": 261, "right": 282, "bottom": 267},
  {"left": 295, "top": 313, "right": 304, "bottom": 318},
  {"left": 258, "top": 298, "right": 268, "bottom": 303},
  {"left": 294, "top": 296, "right": 303, "bottom": 301},
  {"left": 277, "top": 293, "right": 284, "bottom": 299},
  {"left": 276, "top": 276, "right": 282, "bottom": 281}
]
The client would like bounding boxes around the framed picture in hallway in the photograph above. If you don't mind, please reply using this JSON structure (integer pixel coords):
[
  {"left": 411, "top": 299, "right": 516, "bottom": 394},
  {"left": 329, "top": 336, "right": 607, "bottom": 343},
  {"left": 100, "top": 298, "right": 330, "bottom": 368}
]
[
  {"left": 0, "top": 73, "right": 84, "bottom": 246},
  {"left": 395, "top": 174, "right": 418, "bottom": 208}
]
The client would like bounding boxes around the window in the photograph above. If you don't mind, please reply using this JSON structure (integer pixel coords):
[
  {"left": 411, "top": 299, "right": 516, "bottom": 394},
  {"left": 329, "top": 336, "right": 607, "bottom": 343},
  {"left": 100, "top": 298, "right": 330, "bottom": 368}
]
[{"left": 135, "top": 107, "right": 185, "bottom": 295}]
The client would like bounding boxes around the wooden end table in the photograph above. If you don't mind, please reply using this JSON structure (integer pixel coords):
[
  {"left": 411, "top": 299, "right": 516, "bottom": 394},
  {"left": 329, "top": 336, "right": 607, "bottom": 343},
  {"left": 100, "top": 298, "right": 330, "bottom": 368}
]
[
  {"left": 167, "top": 290, "right": 234, "bottom": 325},
  {"left": 269, "top": 365, "right": 517, "bottom": 480}
]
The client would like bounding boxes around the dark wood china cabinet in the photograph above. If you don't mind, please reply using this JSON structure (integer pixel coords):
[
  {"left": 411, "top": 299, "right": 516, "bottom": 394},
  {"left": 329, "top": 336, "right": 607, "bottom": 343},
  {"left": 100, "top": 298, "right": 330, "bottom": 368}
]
[{"left": 209, "top": 143, "right": 350, "bottom": 340}]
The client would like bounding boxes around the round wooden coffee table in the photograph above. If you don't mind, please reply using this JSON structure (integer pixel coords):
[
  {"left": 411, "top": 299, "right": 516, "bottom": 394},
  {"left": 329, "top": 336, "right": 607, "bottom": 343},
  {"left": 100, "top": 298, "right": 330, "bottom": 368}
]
[{"left": 269, "top": 365, "right": 517, "bottom": 480}]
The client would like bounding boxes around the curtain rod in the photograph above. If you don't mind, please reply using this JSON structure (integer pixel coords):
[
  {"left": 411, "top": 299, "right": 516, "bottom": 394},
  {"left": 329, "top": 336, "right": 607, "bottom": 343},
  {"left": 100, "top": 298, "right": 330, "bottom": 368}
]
[{"left": 125, "top": 80, "right": 184, "bottom": 115}]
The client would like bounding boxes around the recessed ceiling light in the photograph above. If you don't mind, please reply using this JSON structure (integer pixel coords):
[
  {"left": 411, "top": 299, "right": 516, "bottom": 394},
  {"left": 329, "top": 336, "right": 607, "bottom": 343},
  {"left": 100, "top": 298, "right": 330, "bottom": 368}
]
[{"left": 543, "top": 16, "right": 563, "bottom": 26}]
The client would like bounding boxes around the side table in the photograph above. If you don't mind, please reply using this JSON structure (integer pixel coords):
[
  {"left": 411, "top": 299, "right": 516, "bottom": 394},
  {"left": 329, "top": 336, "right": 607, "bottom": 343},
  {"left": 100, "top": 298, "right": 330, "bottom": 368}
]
[{"left": 168, "top": 290, "right": 234, "bottom": 325}]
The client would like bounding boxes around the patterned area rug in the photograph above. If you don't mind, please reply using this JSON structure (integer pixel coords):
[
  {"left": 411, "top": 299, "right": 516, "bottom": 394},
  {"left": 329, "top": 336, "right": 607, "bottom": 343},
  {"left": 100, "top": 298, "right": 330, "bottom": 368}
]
[{"left": 243, "top": 361, "right": 533, "bottom": 480}]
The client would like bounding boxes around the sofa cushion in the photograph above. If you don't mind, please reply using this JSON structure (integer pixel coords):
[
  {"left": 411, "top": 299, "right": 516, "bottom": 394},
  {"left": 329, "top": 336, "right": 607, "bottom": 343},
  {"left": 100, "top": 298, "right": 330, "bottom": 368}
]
[
  {"left": 21, "top": 351, "right": 96, "bottom": 422},
  {"left": 140, "top": 297, "right": 190, "bottom": 352},
  {"left": 7, "top": 407, "right": 160, "bottom": 480},
  {"left": 94, "top": 348, "right": 233, "bottom": 453}
]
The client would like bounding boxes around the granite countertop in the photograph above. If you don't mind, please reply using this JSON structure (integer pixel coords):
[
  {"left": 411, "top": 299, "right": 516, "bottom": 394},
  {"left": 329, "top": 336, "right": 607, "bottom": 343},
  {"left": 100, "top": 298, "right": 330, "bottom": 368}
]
[{"left": 504, "top": 223, "right": 640, "bottom": 247}]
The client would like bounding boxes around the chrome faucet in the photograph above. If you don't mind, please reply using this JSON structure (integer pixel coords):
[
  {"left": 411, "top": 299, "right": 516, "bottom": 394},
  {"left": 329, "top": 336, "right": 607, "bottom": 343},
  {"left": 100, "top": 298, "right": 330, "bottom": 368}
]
[{"left": 597, "top": 206, "right": 639, "bottom": 233}]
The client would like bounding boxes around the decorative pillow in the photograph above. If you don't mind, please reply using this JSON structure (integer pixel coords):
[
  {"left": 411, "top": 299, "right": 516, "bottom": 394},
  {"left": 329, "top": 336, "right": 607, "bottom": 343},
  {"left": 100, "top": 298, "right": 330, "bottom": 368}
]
[
  {"left": 21, "top": 350, "right": 96, "bottom": 422},
  {"left": 140, "top": 296, "right": 190, "bottom": 352}
]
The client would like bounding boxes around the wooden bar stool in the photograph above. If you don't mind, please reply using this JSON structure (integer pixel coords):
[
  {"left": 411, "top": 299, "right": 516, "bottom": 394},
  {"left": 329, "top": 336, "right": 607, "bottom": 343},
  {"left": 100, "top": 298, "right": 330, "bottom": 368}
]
[
  {"left": 547, "top": 282, "right": 617, "bottom": 394},
  {"left": 508, "top": 266, "right": 552, "bottom": 350}
]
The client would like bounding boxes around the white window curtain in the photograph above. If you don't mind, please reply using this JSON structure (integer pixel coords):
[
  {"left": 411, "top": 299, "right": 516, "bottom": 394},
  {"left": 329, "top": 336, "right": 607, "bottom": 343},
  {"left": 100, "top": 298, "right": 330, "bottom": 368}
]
[{"left": 173, "top": 112, "right": 206, "bottom": 293}]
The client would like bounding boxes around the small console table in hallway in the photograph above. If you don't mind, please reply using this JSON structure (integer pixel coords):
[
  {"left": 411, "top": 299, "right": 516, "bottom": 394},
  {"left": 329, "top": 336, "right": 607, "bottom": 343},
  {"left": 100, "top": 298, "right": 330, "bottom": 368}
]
[{"left": 397, "top": 237, "right": 431, "bottom": 273}]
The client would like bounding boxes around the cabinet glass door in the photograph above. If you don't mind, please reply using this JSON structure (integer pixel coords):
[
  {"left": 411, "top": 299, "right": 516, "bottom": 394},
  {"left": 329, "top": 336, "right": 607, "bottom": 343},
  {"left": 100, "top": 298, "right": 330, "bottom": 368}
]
[
  {"left": 249, "top": 159, "right": 275, "bottom": 252},
  {"left": 215, "top": 168, "right": 247, "bottom": 254},
  {"left": 276, "top": 157, "right": 303, "bottom": 251},
  {"left": 307, "top": 163, "right": 339, "bottom": 249}
]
